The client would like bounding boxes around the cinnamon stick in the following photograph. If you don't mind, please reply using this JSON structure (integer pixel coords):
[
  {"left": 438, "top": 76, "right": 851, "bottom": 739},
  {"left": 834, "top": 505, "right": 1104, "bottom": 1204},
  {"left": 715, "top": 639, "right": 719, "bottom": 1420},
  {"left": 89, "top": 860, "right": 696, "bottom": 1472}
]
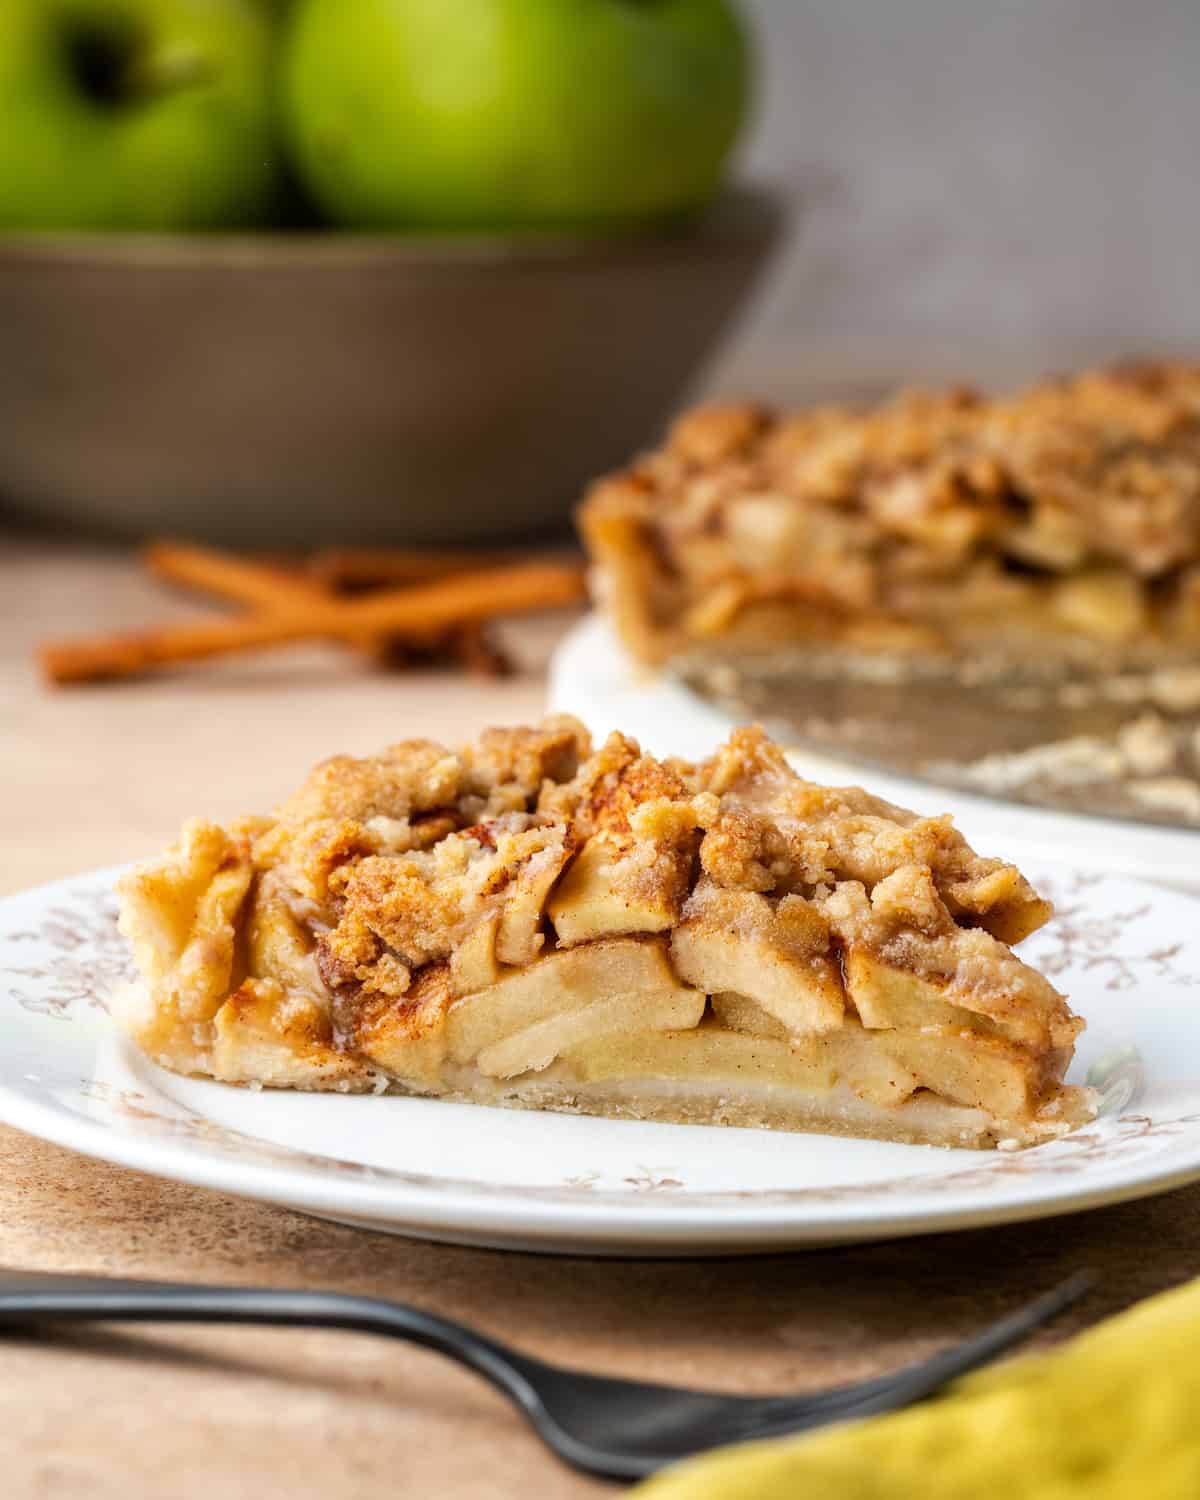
[
  {"left": 144, "top": 541, "right": 515, "bottom": 665},
  {"left": 40, "top": 560, "right": 586, "bottom": 685},
  {"left": 144, "top": 542, "right": 333, "bottom": 612},
  {"left": 144, "top": 540, "right": 416, "bottom": 657},
  {"left": 309, "top": 546, "right": 485, "bottom": 591}
]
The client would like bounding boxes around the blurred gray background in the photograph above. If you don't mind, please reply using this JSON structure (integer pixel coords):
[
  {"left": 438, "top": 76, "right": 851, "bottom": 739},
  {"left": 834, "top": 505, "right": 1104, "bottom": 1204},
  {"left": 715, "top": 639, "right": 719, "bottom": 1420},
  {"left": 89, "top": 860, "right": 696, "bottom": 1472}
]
[{"left": 719, "top": 0, "right": 1198, "bottom": 402}]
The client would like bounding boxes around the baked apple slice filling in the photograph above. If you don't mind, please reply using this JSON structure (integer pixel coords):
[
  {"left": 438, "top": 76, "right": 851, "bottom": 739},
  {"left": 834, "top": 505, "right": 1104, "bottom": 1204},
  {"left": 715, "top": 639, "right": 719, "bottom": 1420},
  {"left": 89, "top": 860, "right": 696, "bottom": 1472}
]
[{"left": 116, "top": 718, "right": 1096, "bottom": 1149}]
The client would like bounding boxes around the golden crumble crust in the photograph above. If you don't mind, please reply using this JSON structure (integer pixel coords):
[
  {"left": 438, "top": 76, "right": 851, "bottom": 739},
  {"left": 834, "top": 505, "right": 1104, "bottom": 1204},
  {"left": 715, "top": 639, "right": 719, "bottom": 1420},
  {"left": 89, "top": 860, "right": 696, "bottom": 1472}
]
[{"left": 277, "top": 740, "right": 465, "bottom": 827}]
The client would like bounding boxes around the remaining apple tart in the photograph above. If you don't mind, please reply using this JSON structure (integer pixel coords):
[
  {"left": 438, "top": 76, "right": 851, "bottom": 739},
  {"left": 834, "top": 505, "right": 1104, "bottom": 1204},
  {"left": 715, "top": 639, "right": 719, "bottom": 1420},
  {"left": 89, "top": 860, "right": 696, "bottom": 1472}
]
[
  {"left": 116, "top": 718, "right": 1095, "bottom": 1150},
  {"left": 580, "top": 362, "right": 1200, "bottom": 668}
]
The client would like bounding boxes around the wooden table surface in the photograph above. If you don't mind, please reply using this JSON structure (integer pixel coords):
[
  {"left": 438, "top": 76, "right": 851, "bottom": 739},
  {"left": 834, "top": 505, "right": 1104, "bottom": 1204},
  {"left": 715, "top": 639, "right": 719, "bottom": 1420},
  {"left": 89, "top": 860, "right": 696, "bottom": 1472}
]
[{"left": 2, "top": 539, "right": 1199, "bottom": 1500}]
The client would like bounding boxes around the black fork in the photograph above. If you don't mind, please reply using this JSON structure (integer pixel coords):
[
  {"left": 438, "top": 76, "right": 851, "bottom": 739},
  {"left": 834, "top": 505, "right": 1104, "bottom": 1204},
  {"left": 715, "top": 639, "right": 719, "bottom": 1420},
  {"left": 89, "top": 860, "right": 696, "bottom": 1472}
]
[{"left": 0, "top": 1268, "right": 1091, "bottom": 1481}]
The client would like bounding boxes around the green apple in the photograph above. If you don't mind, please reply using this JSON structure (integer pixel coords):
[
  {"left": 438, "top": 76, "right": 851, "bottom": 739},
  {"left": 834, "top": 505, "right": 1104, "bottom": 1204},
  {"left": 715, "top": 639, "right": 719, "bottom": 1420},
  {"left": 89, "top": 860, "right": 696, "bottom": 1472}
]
[
  {"left": 0, "top": 0, "right": 279, "bottom": 231},
  {"left": 281, "top": 0, "right": 752, "bottom": 232}
]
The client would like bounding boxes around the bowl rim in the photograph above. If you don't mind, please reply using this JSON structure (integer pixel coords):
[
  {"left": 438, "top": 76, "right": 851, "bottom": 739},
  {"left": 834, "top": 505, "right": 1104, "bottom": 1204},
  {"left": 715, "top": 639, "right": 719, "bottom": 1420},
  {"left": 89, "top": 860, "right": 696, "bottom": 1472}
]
[{"left": 0, "top": 183, "right": 785, "bottom": 270}]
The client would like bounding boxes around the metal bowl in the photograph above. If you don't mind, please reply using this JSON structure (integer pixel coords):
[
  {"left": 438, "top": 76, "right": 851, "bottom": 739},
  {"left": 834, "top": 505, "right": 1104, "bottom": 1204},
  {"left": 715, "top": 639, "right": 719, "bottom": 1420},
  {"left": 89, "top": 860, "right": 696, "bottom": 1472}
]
[{"left": 0, "top": 187, "right": 782, "bottom": 546}]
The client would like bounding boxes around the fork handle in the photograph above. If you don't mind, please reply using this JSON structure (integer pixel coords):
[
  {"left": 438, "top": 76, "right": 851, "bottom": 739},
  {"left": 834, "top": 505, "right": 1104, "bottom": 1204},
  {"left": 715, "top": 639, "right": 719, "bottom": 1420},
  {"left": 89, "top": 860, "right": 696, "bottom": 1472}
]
[{"left": 0, "top": 1270, "right": 541, "bottom": 1412}]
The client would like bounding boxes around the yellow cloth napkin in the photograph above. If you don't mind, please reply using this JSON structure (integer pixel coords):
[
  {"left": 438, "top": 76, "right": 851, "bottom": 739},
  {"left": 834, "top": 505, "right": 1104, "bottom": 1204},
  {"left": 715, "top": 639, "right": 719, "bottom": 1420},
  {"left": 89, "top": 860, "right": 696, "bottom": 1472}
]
[{"left": 636, "top": 1278, "right": 1200, "bottom": 1499}]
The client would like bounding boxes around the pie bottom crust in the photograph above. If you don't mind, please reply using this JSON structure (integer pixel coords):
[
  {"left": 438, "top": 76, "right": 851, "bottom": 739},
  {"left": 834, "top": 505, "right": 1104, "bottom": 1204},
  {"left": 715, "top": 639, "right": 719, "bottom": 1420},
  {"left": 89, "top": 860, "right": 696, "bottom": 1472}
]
[{"left": 398, "top": 1068, "right": 1044, "bottom": 1152}]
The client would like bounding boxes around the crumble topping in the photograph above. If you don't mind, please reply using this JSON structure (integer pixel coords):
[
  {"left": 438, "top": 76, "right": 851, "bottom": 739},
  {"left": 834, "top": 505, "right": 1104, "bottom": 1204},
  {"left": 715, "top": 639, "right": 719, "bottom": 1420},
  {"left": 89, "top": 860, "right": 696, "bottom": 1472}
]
[{"left": 581, "top": 361, "right": 1200, "bottom": 664}]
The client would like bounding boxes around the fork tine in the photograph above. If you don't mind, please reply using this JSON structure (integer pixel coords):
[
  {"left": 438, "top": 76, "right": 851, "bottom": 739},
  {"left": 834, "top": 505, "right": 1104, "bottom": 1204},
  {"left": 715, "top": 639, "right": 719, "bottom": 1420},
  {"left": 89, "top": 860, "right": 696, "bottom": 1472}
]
[{"left": 728, "top": 1271, "right": 1093, "bottom": 1441}]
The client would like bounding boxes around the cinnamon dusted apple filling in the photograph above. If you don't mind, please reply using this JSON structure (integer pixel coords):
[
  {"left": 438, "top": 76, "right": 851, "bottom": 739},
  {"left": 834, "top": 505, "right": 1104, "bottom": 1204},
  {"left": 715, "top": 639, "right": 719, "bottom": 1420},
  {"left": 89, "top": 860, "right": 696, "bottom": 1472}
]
[{"left": 116, "top": 718, "right": 1095, "bottom": 1149}]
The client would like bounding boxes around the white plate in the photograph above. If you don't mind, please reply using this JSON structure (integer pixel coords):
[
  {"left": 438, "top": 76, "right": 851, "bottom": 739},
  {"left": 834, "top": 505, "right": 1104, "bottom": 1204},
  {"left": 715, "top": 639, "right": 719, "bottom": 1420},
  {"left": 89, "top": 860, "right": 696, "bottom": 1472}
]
[
  {"left": 548, "top": 616, "right": 1200, "bottom": 895},
  {"left": 2, "top": 864, "right": 1199, "bottom": 1256}
]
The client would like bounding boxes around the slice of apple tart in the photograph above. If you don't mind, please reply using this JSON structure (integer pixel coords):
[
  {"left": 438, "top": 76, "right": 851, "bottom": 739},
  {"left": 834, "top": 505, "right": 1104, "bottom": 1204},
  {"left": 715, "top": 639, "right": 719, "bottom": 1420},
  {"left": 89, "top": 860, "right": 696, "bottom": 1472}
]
[{"left": 116, "top": 717, "right": 1095, "bottom": 1149}]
